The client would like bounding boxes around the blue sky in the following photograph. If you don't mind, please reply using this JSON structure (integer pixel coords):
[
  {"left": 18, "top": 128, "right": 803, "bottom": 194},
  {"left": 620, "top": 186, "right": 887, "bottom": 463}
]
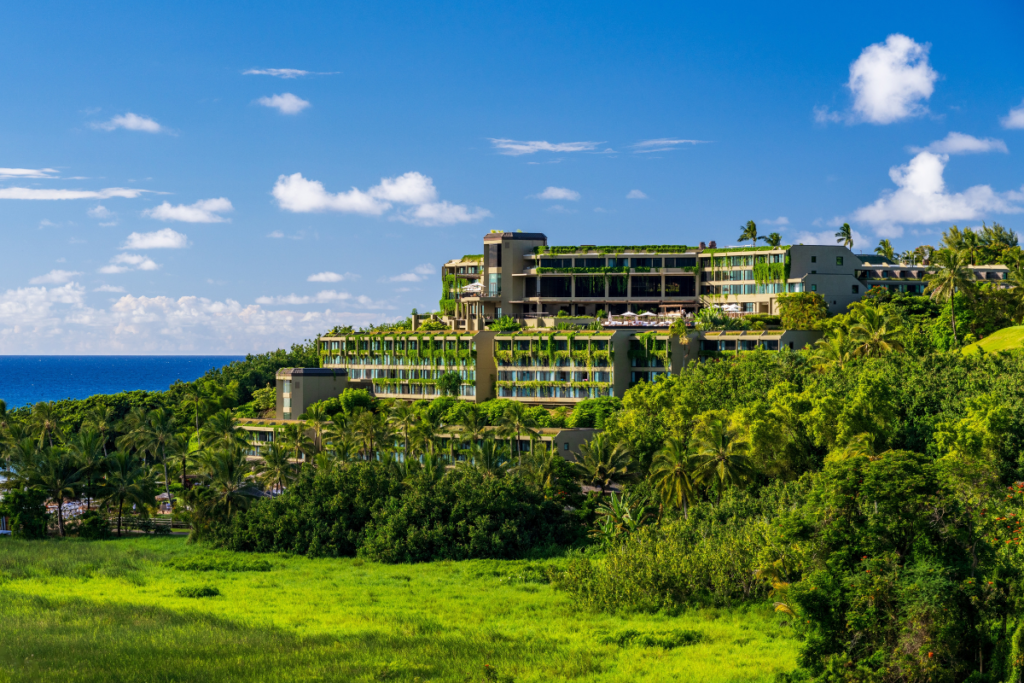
[{"left": 1, "top": 1, "right": 1022, "bottom": 353}]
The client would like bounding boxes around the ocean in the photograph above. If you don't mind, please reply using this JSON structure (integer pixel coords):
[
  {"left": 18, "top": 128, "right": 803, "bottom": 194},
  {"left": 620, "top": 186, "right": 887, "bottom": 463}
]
[{"left": 0, "top": 356, "right": 246, "bottom": 408}]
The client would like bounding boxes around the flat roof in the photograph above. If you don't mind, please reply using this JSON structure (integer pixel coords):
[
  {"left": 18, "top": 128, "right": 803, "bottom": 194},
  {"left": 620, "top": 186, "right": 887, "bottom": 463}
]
[
  {"left": 483, "top": 232, "right": 547, "bottom": 241},
  {"left": 275, "top": 367, "right": 348, "bottom": 376}
]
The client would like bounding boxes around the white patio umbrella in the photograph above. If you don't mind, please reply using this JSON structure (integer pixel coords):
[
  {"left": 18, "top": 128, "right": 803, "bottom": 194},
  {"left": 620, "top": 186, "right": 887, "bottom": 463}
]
[
  {"left": 638, "top": 311, "right": 658, "bottom": 316},
  {"left": 621, "top": 311, "right": 638, "bottom": 317}
]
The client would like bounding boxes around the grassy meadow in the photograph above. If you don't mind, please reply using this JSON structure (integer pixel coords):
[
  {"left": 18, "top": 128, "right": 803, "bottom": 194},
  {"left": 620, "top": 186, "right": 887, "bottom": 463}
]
[
  {"left": 962, "top": 324, "right": 1024, "bottom": 354},
  {"left": 0, "top": 537, "right": 798, "bottom": 683}
]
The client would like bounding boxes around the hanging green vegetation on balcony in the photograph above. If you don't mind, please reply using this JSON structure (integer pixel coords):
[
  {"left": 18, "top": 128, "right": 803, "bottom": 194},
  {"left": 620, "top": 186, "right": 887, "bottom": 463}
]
[
  {"left": 628, "top": 331, "right": 672, "bottom": 365},
  {"left": 535, "top": 266, "right": 629, "bottom": 274},
  {"left": 439, "top": 274, "right": 469, "bottom": 314},
  {"left": 753, "top": 253, "right": 791, "bottom": 285},
  {"left": 534, "top": 244, "right": 692, "bottom": 255}
]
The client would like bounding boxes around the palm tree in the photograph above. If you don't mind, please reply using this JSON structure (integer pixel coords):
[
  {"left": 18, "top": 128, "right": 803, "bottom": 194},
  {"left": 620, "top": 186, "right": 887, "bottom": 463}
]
[
  {"left": 179, "top": 380, "right": 219, "bottom": 455},
  {"left": 196, "top": 447, "right": 261, "bottom": 521},
  {"left": 30, "top": 402, "right": 61, "bottom": 448},
  {"left": 691, "top": 417, "right": 754, "bottom": 504},
  {"left": 498, "top": 402, "right": 539, "bottom": 466},
  {"left": 304, "top": 402, "right": 331, "bottom": 453},
  {"left": 913, "top": 245, "right": 934, "bottom": 265},
  {"left": 467, "top": 438, "right": 509, "bottom": 478},
  {"left": 255, "top": 443, "right": 297, "bottom": 494},
  {"left": 739, "top": 220, "right": 758, "bottom": 248},
  {"left": 849, "top": 307, "right": 905, "bottom": 358},
  {"left": 202, "top": 409, "right": 248, "bottom": 452},
  {"left": 762, "top": 232, "right": 782, "bottom": 248},
  {"left": 277, "top": 423, "right": 314, "bottom": 463},
  {"left": 68, "top": 430, "right": 107, "bottom": 511},
  {"left": 874, "top": 239, "right": 895, "bottom": 263},
  {"left": 808, "top": 332, "right": 853, "bottom": 372},
  {"left": 389, "top": 401, "right": 419, "bottom": 460},
  {"left": 32, "top": 446, "right": 86, "bottom": 536},
  {"left": 518, "top": 443, "right": 562, "bottom": 490},
  {"left": 354, "top": 410, "right": 382, "bottom": 460},
  {"left": 835, "top": 223, "right": 854, "bottom": 250},
  {"left": 575, "top": 433, "right": 631, "bottom": 494},
  {"left": 164, "top": 433, "right": 196, "bottom": 490},
  {"left": 459, "top": 407, "right": 486, "bottom": 452},
  {"left": 97, "top": 451, "right": 157, "bottom": 537},
  {"left": 649, "top": 438, "right": 695, "bottom": 519},
  {"left": 116, "top": 406, "right": 151, "bottom": 461},
  {"left": 139, "top": 408, "right": 179, "bottom": 518},
  {"left": 899, "top": 250, "right": 915, "bottom": 266},
  {"left": 411, "top": 419, "right": 439, "bottom": 461},
  {"left": 81, "top": 406, "right": 116, "bottom": 455},
  {"left": 924, "top": 249, "right": 975, "bottom": 345}
]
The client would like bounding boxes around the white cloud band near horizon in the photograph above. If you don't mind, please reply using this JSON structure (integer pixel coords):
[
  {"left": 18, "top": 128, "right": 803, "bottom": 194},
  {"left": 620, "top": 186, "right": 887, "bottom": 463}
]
[{"left": 0, "top": 282, "right": 393, "bottom": 354}]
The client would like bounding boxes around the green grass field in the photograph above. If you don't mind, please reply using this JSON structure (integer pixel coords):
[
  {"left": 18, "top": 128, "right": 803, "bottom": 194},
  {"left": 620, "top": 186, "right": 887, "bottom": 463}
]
[
  {"left": 963, "top": 325, "right": 1024, "bottom": 354},
  {"left": 0, "top": 537, "right": 798, "bottom": 682}
]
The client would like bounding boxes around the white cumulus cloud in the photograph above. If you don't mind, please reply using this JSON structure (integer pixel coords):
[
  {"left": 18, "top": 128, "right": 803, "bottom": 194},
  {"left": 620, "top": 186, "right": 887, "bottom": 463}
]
[
  {"left": 846, "top": 34, "right": 938, "bottom": 124},
  {"left": 257, "top": 93, "right": 311, "bottom": 115},
  {"left": 88, "top": 205, "right": 113, "bottom": 218},
  {"left": 793, "top": 228, "right": 871, "bottom": 248},
  {"left": 255, "top": 291, "right": 390, "bottom": 307},
  {"left": 389, "top": 264, "right": 436, "bottom": 283},
  {"left": 29, "top": 270, "right": 82, "bottom": 285},
  {"left": 1000, "top": 100, "right": 1024, "bottom": 130},
  {"left": 0, "top": 167, "right": 58, "bottom": 179},
  {"left": 122, "top": 228, "right": 189, "bottom": 249},
  {"left": 534, "top": 186, "right": 580, "bottom": 201},
  {"left": 762, "top": 216, "right": 790, "bottom": 226},
  {"left": 910, "top": 132, "right": 1008, "bottom": 155},
  {"left": 143, "top": 197, "right": 233, "bottom": 223},
  {"left": 851, "top": 151, "right": 1024, "bottom": 236},
  {"left": 94, "top": 285, "right": 125, "bottom": 293},
  {"left": 272, "top": 172, "right": 489, "bottom": 225},
  {"left": 488, "top": 139, "right": 602, "bottom": 156},
  {"left": 626, "top": 190, "right": 647, "bottom": 199},
  {"left": 99, "top": 253, "right": 159, "bottom": 274},
  {"left": 0, "top": 187, "right": 149, "bottom": 200},
  {"left": 92, "top": 113, "right": 165, "bottom": 133},
  {"left": 307, "top": 272, "right": 358, "bottom": 282}
]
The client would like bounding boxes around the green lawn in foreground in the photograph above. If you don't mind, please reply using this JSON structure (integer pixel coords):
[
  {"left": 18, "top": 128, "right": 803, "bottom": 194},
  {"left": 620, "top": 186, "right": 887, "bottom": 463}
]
[
  {"left": 963, "top": 325, "right": 1024, "bottom": 355},
  {"left": 0, "top": 537, "right": 798, "bottom": 683}
]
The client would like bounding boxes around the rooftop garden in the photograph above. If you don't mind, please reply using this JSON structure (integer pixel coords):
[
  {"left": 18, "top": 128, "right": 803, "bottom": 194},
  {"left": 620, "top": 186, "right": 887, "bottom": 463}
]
[{"left": 534, "top": 244, "right": 694, "bottom": 255}]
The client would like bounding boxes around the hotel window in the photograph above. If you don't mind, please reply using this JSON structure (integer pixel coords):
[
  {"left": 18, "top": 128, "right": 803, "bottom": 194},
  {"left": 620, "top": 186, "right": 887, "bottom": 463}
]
[
  {"left": 283, "top": 380, "right": 292, "bottom": 394},
  {"left": 811, "top": 256, "right": 817, "bottom": 263},
  {"left": 836, "top": 256, "right": 844, "bottom": 266},
  {"left": 811, "top": 284, "right": 817, "bottom": 292},
  {"left": 852, "top": 285, "right": 859, "bottom": 294}
]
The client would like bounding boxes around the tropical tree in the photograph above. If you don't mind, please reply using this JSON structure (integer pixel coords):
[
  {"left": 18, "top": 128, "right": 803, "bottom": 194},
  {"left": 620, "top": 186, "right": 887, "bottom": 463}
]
[
  {"left": 195, "top": 447, "right": 261, "bottom": 522},
  {"left": 81, "top": 406, "right": 116, "bottom": 455},
  {"left": 67, "top": 430, "right": 107, "bottom": 511},
  {"left": 913, "top": 244, "right": 934, "bottom": 265},
  {"left": 649, "top": 437, "right": 696, "bottom": 518},
  {"left": 898, "top": 250, "right": 916, "bottom": 266},
  {"left": 762, "top": 232, "right": 782, "bottom": 248},
  {"left": 411, "top": 419, "right": 439, "bottom": 460},
  {"left": 467, "top": 438, "right": 509, "bottom": 478},
  {"left": 179, "top": 380, "right": 221, "bottom": 454},
  {"left": 97, "top": 451, "right": 157, "bottom": 537},
  {"left": 849, "top": 307, "right": 905, "bottom": 357},
  {"left": 808, "top": 331, "right": 853, "bottom": 372},
  {"left": 575, "top": 433, "right": 632, "bottom": 494},
  {"left": 303, "top": 402, "right": 331, "bottom": 453},
  {"left": 874, "top": 239, "right": 895, "bottom": 262},
  {"left": 255, "top": 443, "right": 297, "bottom": 494},
  {"left": 32, "top": 446, "right": 86, "bottom": 536},
  {"left": 498, "top": 402, "right": 539, "bottom": 466},
  {"left": 738, "top": 220, "right": 758, "bottom": 248},
  {"left": 277, "top": 423, "right": 314, "bottom": 464},
  {"left": 116, "top": 406, "right": 151, "bottom": 461},
  {"left": 202, "top": 409, "right": 248, "bottom": 452},
  {"left": 164, "top": 433, "right": 196, "bottom": 490},
  {"left": 389, "top": 401, "right": 418, "bottom": 459},
  {"left": 30, "top": 402, "right": 61, "bottom": 448},
  {"left": 924, "top": 249, "right": 975, "bottom": 345},
  {"left": 139, "top": 408, "right": 179, "bottom": 514},
  {"left": 518, "top": 443, "right": 562, "bottom": 490},
  {"left": 690, "top": 416, "right": 754, "bottom": 503},
  {"left": 834, "top": 223, "right": 854, "bottom": 250}
]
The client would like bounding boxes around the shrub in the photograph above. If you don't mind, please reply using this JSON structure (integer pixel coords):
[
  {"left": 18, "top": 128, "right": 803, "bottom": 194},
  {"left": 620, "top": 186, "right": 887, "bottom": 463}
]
[
  {"left": 0, "top": 488, "right": 49, "bottom": 539},
  {"left": 566, "top": 397, "right": 622, "bottom": 429},
  {"left": 222, "top": 462, "right": 403, "bottom": 557},
  {"left": 167, "top": 556, "right": 272, "bottom": 572},
  {"left": 175, "top": 586, "right": 221, "bottom": 598},
  {"left": 72, "top": 510, "right": 113, "bottom": 540},
  {"left": 359, "top": 468, "right": 583, "bottom": 563}
]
